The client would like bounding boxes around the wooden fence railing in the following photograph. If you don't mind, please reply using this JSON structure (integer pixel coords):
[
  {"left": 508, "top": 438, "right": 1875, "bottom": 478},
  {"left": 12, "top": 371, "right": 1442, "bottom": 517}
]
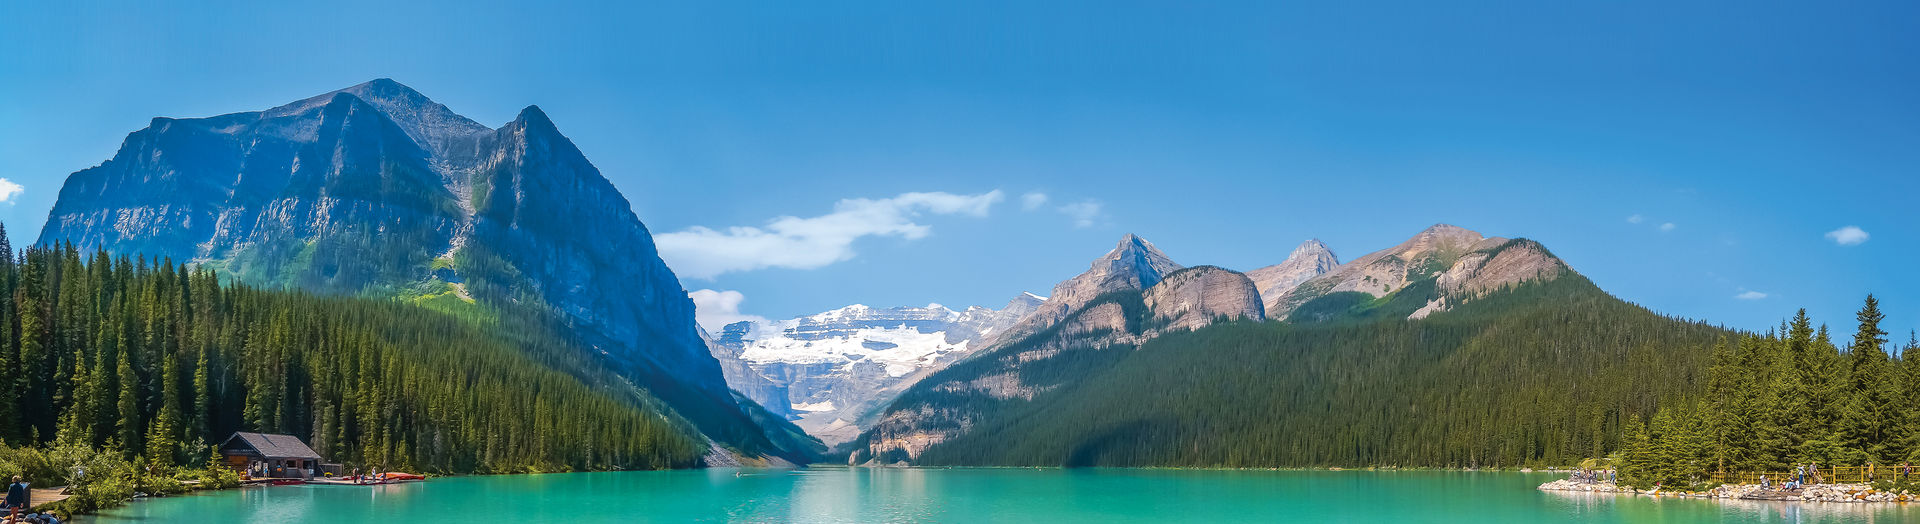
[{"left": 1709, "top": 465, "right": 1919, "bottom": 485}]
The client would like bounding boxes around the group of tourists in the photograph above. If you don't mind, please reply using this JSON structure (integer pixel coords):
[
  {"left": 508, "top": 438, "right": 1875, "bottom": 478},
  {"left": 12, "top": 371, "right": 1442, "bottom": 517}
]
[{"left": 1568, "top": 468, "right": 1615, "bottom": 484}]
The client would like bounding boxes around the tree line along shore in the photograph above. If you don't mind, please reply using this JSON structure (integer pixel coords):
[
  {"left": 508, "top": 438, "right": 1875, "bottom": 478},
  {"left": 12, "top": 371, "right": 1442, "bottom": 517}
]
[
  {"left": 0, "top": 224, "right": 708, "bottom": 518},
  {"left": 1544, "top": 295, "right": 1920, "bottom": 501}
]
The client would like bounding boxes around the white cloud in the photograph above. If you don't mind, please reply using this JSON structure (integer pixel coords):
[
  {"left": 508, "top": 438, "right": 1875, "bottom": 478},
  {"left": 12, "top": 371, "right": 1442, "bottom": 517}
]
[
  {"left": 1021, "top": 192, "right": 1049, "bottom": 211},
  {"left": 1658, "top": 222, "right": 1676, "bottom": 232},
  {"left": 1626, "top": 214, "right": 1644, "bottom": 224},
  {"left": 657, "top": 190, "right": 1004, "bottom": 279},
  {"left": 1735, "top": 291, "right": 1768, "bottom": 300},
  {"left": 1825, "top": 226, "right": 1869, "bottom": 246},
  {"left": 0, "top": 179, "right": 23, "bottom": 204},
  {"left": 1058, "top": 200, "right": 1104, "bottom": 228},
  {"left": 689, "top": 289, "right": 768, "bottom": 333}
]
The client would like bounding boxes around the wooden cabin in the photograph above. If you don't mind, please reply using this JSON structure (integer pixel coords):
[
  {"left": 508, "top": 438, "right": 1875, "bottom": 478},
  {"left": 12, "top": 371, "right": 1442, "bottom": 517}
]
[{"left": 220, "top": 432, "right": 323, "bottom": 479}]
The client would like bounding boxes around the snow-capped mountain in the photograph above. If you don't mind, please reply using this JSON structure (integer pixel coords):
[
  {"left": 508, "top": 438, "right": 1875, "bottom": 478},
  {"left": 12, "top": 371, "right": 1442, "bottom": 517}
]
[{"left": 709, "top": 294, "right": 1043, "bottom": 445}]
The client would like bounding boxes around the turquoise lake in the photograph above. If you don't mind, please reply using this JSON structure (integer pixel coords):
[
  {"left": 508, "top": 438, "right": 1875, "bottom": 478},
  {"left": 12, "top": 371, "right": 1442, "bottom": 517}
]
[{"left": 87, "top": 468, "right": 1919, "bottom": 523}]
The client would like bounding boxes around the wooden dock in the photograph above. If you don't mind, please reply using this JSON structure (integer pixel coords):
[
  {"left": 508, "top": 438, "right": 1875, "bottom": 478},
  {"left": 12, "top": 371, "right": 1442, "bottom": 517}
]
[{"left": 29, "top": 487, "right": 70, "bottom": 510}]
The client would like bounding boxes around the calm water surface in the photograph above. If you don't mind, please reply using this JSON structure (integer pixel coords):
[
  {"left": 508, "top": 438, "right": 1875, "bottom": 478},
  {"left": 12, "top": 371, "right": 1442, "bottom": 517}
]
[{"left": 88, "top": 468, "right": 1920, "bottom": 523}]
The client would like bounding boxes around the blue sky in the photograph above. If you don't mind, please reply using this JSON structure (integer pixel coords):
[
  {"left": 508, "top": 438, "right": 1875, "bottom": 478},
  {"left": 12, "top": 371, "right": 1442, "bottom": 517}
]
[{"left": 2, "top": 1, "right": 1915, "bottom": 341}]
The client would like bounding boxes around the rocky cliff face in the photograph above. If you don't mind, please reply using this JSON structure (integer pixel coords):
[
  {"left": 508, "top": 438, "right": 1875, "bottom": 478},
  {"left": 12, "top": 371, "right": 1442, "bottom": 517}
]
[
  {"left": 1143, "top": 266, "right": 1265, "bottom": 331},
  {"left": 1408, "top": 238, "right": 1569, "bottom": 319},
  {"left": 1268, "top": 224, "right": 1569, "bottom": 321},
  {"left": 991, "top": 234, "right": 1181, "bottom": 346},
  {"left": 1268, "top": 224, "right": 1495, "bottom": 318},
  {"left": 1244, "top": 239, "right": 1339, "bottom": 309},
  {"left": 708, "top": 293, "right": 1042, "bottom": 446},
  {"left": 36, "top": 79, "right": 787, "bottom": 456}
]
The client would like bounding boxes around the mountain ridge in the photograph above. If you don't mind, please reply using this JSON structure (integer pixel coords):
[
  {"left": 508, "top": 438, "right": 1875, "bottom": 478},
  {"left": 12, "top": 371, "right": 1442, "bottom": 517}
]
[
  {"left": 855, "top": 224, "right": 1594, "bottom": 465},
  {"left": 35, "top": 79, "right": 810, "bottom": 462}
]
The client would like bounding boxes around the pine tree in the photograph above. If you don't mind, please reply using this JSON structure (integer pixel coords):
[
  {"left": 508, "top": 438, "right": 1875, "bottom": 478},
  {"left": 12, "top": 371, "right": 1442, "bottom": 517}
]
[
  {"left": 16, "top": 256, "right": 51, "bottom": 443},
  {"left": 192, "top": 339, "right": 211, "bottom": 449},
  {"left": 1897, "top": 333, "right": 1920, "bottom": 463},
  {"left": 1841, "top": 295, "right": 1896, "bottom": 463},
  {"left": 116, "top": 328, "right": 142, "bottom": 454},
  {"left": 56, "top": 352, "right": 96, "bottom": 446},
  {"left": 1620, "top": 415, "right": 1654, "bottom": 487},
  {"left": 1704, "top": 338, "right": 1748, "bottom": 473}
]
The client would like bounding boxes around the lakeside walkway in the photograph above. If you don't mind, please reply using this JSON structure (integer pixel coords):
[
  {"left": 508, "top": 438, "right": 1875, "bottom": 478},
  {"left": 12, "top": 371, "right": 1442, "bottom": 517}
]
[{"left": 29, "top": 487, "right": 71, "bottom": 510}]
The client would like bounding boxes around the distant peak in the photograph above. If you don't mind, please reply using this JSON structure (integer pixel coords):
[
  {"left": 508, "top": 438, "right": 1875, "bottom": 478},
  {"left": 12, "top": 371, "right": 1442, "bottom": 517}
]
[
  {"left": 340, "top": 78, "right": 433, "bottom": 106},
  {"left": 514, "top": 104, "right": 556, "bottom": 130},
  {"left": 1022, "top": 291, "right": 1048, "bottom": 301},
  {"left": 1419, "top": 223, "right": 1479, "bottom": 237},
  {"left": 356, "top": 77, "right": 411, "bottom": 91},
  {"left": 1291, "top": 239, "right": 1331, "bottom": 255},
  {"left": 1113, "top": 233, "right": 1162, "bottom": 254}
]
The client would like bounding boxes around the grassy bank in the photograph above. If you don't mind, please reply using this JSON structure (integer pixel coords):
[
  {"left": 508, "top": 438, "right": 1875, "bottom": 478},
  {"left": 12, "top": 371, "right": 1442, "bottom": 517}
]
[{"left": 0, "top": 443, "right": 240, "bottom": 518}]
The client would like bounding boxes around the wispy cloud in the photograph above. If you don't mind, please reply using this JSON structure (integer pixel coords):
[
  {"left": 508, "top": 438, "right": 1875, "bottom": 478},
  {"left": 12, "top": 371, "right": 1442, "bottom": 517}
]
[
  {"left": 1626, "top": 214, "right": 1644, "bottom": 224},
  {"left": 657, "top": 190, "right": 1004, "bottom": 278},
  {"left": 1825, "top": 226, "right": 1869, "bottom": 246},
  {"left": 689, "top": 289, "right": 768, "bottom": 333},
  {"left": 1735, "top": 290, "right": 1768, "bottom": 300},
  {"left": 0, "top": 179, "right": 23, "bottom": 204},
  {"left": 1658, "top": 222, "right": 1676, "bottom": 232},
  {"left": 1020, "top": 192, "right": 1049, "bottom": 210},
  {"left": 1058, "top": 200, "right": 1104, "bottom": 228}
]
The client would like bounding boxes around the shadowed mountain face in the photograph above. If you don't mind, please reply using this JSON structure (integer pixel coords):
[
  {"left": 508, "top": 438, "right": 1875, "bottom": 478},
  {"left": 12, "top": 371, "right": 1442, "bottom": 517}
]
[{"left": 37, "top": 79, "right": 803, "bottom": 460}]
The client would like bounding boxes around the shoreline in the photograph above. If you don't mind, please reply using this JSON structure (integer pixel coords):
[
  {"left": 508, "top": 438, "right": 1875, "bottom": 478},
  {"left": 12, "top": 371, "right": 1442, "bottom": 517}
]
[{"left": 1539, "top": 478, "right": 1915, "bottom": 503}]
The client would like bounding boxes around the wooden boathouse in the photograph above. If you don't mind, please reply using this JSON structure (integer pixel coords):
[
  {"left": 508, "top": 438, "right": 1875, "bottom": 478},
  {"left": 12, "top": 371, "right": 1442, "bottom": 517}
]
[{"left": 219, "top": 432, "right": 324, "bottom": 479}]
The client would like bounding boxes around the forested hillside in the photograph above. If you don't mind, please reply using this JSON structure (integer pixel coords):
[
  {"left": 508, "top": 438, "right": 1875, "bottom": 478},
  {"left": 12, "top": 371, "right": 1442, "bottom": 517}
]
[
  {"left": 1615, "top": 297, "right": 1920, "bottom": 488},
  {"left": 0, "top": 224, "right": 707, "bottom": 473},
  {"left": 860, "top": 274, "right": 1733, "bottom": 468}
]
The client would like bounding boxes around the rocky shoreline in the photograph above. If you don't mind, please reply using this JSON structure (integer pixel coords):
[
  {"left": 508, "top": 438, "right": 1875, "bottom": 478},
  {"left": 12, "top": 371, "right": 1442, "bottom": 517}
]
[{"left": 1540, "top": 479, "right": 1915, "bottom": 503}]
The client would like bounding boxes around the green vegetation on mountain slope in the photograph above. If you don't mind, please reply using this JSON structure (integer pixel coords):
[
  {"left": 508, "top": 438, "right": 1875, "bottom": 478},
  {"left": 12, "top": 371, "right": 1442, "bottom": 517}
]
[
  {"left": 867, "top": 275, "right": 1733, "bottom": 468},
  {"left": 0, "top": 229, "right": 709, "bottom": 484}
]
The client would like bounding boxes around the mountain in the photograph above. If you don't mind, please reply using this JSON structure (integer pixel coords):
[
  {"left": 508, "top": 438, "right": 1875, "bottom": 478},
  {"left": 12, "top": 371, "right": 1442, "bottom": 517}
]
[
  {"left": 859, "top": 234, "right": 1271, "bottom": 461},
  {"left": 1243, "top": 239, "right": 1339, "bottom": 304},
  {"left": 708, "top": 294, "right": 1042, "bottom": 446},
  {"left": 989, "top": 234, "right": 1181, "bottom": 346},
  {"left": 853, "top": 226, "right": 1726, "bottom": 467},
  {"left": 35, "top": 79, "right": 809, "bottom": 462},
  {"left": 1272, "top": 224, "right": 1569, "bottom": 323}
]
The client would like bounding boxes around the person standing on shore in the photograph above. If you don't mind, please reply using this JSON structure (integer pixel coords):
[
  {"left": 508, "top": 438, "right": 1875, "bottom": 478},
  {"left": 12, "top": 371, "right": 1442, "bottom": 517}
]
[{"left": 5, "top": 475, "right": 29, "bottom": 520}]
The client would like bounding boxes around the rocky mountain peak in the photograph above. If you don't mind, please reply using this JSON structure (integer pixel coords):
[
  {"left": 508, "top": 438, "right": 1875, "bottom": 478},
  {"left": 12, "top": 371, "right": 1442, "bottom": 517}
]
[
  {"left": 1099, "top": 233, "right": 1179, "bottom": 289},
  {"left": 268, "top": 79, "right": 489, "bottom": 158},
  {"left": 1246, "top": 238, "right": 1342, "bottom": 304},
  {"left": 1004, "top": 291, "right": 1046, "bottom": 312},
  {"left": 1291, "top": 238, "right": 1332, "bottom": 257},
  {"left": 1396, "top": 224, "right": 1493, "bottom": 257},
  {"left": 514, "top": 104, "right": 556, "bottom": 129}
]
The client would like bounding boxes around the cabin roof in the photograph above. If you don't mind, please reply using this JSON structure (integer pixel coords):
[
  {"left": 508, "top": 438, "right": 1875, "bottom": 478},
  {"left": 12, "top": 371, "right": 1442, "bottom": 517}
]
[{"left": 221, "top": 432, "right": 322, "bottom": 460}]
